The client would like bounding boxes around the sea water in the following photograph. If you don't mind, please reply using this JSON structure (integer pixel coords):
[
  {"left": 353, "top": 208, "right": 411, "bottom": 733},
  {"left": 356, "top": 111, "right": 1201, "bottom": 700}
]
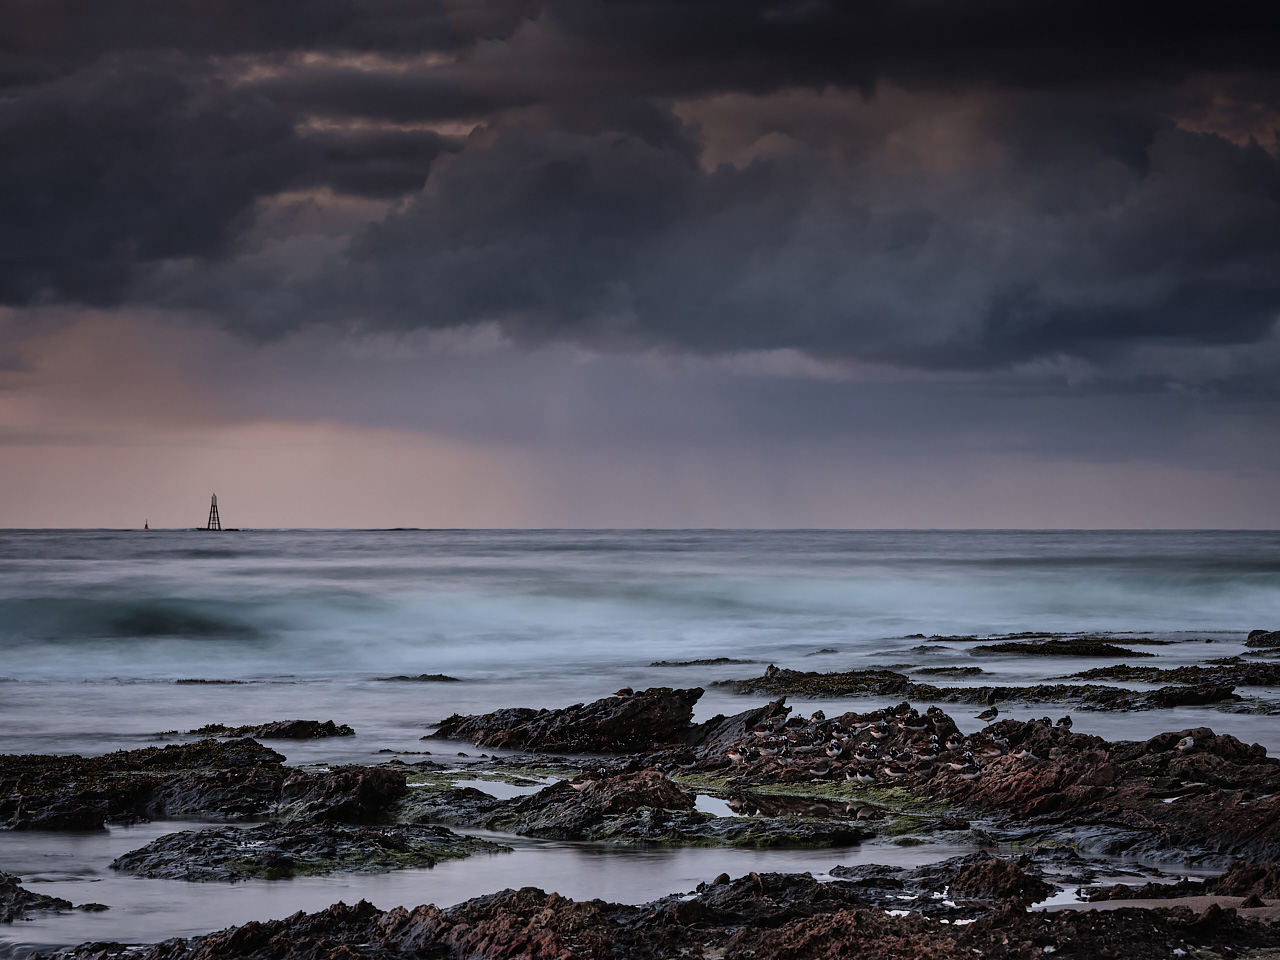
[{"left": 2, "top": 529, "right": 1279, "bottom": 954}]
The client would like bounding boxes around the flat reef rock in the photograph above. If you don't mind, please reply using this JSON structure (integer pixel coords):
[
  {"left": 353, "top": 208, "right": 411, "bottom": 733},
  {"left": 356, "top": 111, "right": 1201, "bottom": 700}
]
[
  {"left": 431, "top": 686, "right": 704, "bottom": 752},
  {"left": 401, "top": 769, "right": 870, "bottom": 848},
  {"left": 187, "top": 720, "right": 355, "bottom": 739},
  {"left": 717, "top": 667, "right": 1234, "bottom": 710},
  {"left": 110, "top": 822, "right": 507, "bottom": 881},
  {"left": 40, "top": 873, "right": 1280, "bottom": 960},
  {"left": 1071, "top": 658, "right": 1280, "bottom": 688}
]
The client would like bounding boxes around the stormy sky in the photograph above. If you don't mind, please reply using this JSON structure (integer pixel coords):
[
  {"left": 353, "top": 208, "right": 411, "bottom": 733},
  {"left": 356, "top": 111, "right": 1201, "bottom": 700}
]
[{"left": 2, "top": 0, "right": 1279, "bottom": 527}]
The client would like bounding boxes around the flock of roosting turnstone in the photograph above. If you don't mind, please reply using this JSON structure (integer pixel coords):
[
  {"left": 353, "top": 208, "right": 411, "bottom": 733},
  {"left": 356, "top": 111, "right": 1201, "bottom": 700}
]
[{"left": 714, "top": 691, "right": 1074, "bottom": 787}]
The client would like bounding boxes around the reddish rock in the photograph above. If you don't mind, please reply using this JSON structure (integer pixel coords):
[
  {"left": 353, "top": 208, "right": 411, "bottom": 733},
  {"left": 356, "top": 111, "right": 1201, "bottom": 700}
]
[
  {"left": 948, "top": 858, "right": 1056, "bottom": 907},
  {"left": 432, "top": 687, "right": 704, "bottom": 753}
]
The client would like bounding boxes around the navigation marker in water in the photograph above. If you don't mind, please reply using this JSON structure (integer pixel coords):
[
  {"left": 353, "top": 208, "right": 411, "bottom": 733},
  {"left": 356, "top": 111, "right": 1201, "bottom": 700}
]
[{"left": 205, "top": 494, "right": 222, "bottom": 531}]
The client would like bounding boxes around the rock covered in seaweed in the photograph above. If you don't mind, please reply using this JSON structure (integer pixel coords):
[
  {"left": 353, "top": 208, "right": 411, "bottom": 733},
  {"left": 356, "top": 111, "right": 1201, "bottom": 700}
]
[
  {"left": 402, "top": 769, "right": 871, "bottom": 848},
  {"left": 110, "top": 822, "right": 507, "bottom": 881}
]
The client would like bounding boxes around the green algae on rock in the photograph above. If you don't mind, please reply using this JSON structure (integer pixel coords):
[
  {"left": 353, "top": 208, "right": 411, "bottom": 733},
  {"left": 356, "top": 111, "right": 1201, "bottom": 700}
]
[{"left": 110, "top": 822, "right": 508, "bottom": 881}]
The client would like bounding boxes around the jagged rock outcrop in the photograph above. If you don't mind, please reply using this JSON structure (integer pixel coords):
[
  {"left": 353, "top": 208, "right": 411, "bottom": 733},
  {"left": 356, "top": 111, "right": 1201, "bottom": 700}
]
[{"left": 432, "top": 687, "right": 704, "bottom": 753}]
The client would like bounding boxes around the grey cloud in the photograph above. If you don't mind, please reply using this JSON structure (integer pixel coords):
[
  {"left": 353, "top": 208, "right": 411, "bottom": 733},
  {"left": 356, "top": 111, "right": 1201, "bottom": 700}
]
[
  {"left": 240, "top": 104, "right": 1278, "bottom": 383},
  {"left": 2, "top": 0, "right": 1279, "bottom": 394},
  {"left": 0, "top": 0, "right": 537, "bottom": 83},
  {"left": 0, "top": 60, "right": 465, "bottom": 304}
]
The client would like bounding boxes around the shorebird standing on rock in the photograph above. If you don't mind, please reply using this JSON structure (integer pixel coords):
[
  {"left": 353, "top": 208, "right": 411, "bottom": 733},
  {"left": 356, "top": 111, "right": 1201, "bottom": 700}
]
[
  {"left": 975, "top": 705, "right": 999, "bottom": 724},
  {"left": 1056, "top": 715, "right": 1072, "bottom": 730}
]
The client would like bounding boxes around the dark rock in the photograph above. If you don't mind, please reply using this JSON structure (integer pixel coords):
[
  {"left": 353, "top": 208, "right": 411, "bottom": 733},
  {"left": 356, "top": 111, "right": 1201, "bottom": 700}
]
[
  {"left": 377, "top": 674, "right": 463, "bottom": 682},
  {"left": 144, "top": 765, "right": 286, "bottom": 821},
  {"left": 685, "top": 698, "right": 791, "bottom": 753},
  {"left": 1095, "top": 861, "right": 1280, "bottom": 902},
  {"left": 1144, "top": 683, "right": 1237, "bottom": 707},
  {"left": 110, "top": 822, "right": 507, "bottom": 881},
  {"left": 1246, "top": 630, "right": 1280, "bottom": 648},
  {"left": 277, "top": 765, "right": 408, "bottom": 823},
  {"left": 830, "top": 854, "right": 1059, "bottom": 912},
  {"left": 720, "top": 667, "right": 915, "bottom": 698},
  {"left": 1241, "top": 893, "right": 1267, "bottom": 907},
  {"left": 43, "top": 873, "right": 1280, "bottom": 960},
  {"left": 947, "top": 857, "right": 1056, "bottom": 907},
  {"left": 649, "top": 657, "right": 756, "bottom": 666},
  {"left": 187, "top": 720, "right": 355, "bottom": 739},
  {"left": 924, "top": 720, "right": 1280, "bottom": 861},
  {"left": 403, "top": 770, "right": 870, "bottom": 849},
  {"left": 972, "top": 638, "right": 1154, "bottom": 657},
  {"left": 0, "top": 739, "right": 285, "bottom": 831},
  {"left": 1207, "top": 860, "right": 1280, "bottom": 898},
  {"left": 716, "top": 667, "right": 1192, "bottom": 710},
  {"left": 432, "top": 687, "right": 704, "bottom": 753},
  {"left": 1072, "top": 660, "right": 1280, "bottom": 688},
  {"left": 1, "top": 871, "right": 73, "bottom": 923}
]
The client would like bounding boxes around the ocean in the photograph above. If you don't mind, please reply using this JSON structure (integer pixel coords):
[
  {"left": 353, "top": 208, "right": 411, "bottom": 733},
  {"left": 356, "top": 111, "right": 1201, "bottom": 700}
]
[{"left": 2, "top": 529, "right": 1279, "bottom": 954}]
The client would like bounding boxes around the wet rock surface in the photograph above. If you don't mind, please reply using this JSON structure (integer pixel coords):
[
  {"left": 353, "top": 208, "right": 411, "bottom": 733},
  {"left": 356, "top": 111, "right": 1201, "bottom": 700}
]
[
  {"left": 376, "top": 674, "right": 462, "bottom": 682},
  {"left": 971, "top": 639, "right": 1155, "bottom": 657},
  {"left": 1247, "top": 629, "right": 1280, "bottom": 648},
  {"left": 187, "top": 721, "right": 355, "bottom": 739},
  {"left": 0, "top": 739, "right": 286, "bottom": 830},
  {"left": 431, "top": 686, "right": 704, "bottom": 753},
  {"left": 110, "top": 823, "right": 507, "bottom": 881},
  {"left": 925, "top": 720, "right": 1280, "bottom": 861},
  {"left": 275, "top": 765, "right": 407, "bottom": 823},
  {"left": 2, "top": 873, "right": 73, "bottom": 923},
  {"left": 37, "top": 871, "right": 1280, "bottom": 960},
  {"left": 1, "top": 742, "right": 410, "bottom": 831},
  {"left": 1071, "top": 657, "right": 1280, "bottom": 687},
  {"left": 717, "top": 667, "right": 1238, "bottom": 710},
  {"left": 401, "top": 769, "right": 871, "bottom": 848},
  {"left": 1088, "top": 860, "right": 1280, "bottom": 902},
  {"left": 829, "top": 853, "right": 1059, "bottom": 912}
]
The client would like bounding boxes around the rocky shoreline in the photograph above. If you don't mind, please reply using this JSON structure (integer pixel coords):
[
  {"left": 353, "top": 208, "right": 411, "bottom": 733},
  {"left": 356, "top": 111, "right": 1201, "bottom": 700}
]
[{"left": 5, "top": 638, "right": 1280, "bottom": 958}]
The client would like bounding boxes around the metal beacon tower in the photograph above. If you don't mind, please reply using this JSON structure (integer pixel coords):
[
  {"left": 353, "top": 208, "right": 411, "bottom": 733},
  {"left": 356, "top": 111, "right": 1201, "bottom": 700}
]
[{"left": 205, "top": 494, "right": 222, "bottom": 531}]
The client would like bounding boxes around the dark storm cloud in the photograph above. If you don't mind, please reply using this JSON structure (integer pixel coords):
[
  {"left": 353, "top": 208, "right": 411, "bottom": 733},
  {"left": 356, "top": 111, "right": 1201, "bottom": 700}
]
[
  {"left": 249, "top": 66, "right": 538, "bottom": 124},
  {"left": 0, "top": 60, "right": 460, "bottom": 304},
  {"left": 2, "top": 0, "right": 1280, "bottom": 384},
  {"left": 0, "top": 0, "right": 536, "bottom": 82},
  {"left": 294, "top": 106, "right": 1280, "bottom": 376},
  {"left": 0, "top": 61, "right": 303, "bottom": 304}
]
